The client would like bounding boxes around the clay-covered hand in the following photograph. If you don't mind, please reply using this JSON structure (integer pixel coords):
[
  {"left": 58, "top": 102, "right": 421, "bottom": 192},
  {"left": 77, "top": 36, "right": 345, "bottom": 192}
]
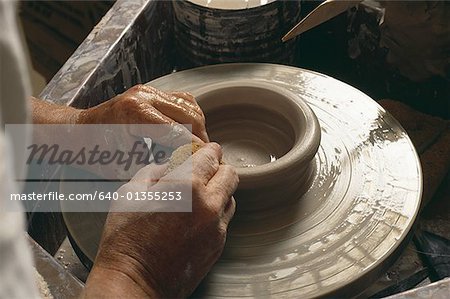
[
  {"left": 84, "top": 143, "right": 238, "bottom": 298},
  {"left": 77, "top": 84, "right": 209, "bottom": 144},
  {"left": 31, "top": 85, "right": 208, "bottom": 179},
  {"left": 77, "top": 85, "right": 209, "bottom": 179},
  {"left": 32, "top": 85, "right": 207, "bottom": 143}
]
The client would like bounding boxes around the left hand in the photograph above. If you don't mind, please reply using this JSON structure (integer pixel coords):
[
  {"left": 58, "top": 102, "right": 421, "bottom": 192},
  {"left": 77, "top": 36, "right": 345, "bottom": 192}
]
[
  {"left": 77, "top": 84, "right": 209, "bottom": 144},
  {"left": 74, "top": 85, "right": 209, "bottom": 179}
]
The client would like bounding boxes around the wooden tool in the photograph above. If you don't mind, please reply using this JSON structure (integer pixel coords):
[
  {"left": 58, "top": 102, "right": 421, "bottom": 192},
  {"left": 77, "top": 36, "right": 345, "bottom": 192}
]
[{"left": 282, "top": 0, "right": 362, "bottom": 41}]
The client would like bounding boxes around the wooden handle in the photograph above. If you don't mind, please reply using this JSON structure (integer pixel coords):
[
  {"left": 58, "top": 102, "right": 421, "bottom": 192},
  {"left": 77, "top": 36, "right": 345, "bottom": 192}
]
[{"left": 282, "top": 0, "right": 362, "bottom": 42}]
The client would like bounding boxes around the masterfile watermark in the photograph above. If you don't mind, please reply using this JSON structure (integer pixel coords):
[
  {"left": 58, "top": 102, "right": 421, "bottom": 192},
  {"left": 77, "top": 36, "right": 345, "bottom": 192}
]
[
  {"left": 4, "top": 124, "right": 193, "bottom": 213},
  {"left": 27, "top": 140, "right": 167, "bottom": 171}
]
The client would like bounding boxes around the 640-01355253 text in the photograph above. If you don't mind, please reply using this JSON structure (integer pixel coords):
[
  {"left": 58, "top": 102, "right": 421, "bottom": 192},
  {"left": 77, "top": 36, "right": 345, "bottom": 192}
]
[{"left": 9, "top": 191, "right": 184, "bottom": 201}]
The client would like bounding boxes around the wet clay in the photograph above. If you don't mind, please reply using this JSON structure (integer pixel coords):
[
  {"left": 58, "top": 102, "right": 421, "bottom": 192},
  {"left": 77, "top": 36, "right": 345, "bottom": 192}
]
[
  {"left": 195, "top": 83, "right": 321, "bottom": 211},
  {"left": 206, "top": 104, "right": 294, "bottom": 168}
]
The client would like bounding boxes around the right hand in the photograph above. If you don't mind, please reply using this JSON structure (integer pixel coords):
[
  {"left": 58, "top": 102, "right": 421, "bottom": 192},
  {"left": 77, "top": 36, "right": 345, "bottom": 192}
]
[{"left": 84, "top": 143, "right": 238, "bottom": 298}]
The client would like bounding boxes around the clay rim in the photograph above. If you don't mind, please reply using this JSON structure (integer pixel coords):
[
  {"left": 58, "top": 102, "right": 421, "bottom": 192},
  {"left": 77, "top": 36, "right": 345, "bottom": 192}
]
[{"left": 195, "top": 81, "right": 321, "bottom": 188}]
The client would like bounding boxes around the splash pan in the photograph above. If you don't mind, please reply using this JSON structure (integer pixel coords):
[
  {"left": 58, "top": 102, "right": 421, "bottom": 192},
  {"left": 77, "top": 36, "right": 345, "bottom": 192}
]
[{"left": 62, "top": 64, "right": 422, "bottom": 298}]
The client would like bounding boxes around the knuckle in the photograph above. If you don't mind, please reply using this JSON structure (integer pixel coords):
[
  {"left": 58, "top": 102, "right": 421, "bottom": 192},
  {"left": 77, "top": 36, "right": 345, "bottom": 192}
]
[
  {"left": 177, "top": 91, "right": 194, "bottom": 101},
  {"left": 218, "top": 222, "right": 228, "bottom": 237},
  {"left": 195, "top": 150, "right": 219, "bottom": 170},
  {"left": 223, "top": 165, "right": 239, "bottom": 186},
  {"left": 231, "top": 196, "right": 237, "bottom": 210},
  {"left": 194, "top": 192, "right": 221, "bottom": 218},
  {"left": 207, "top": 142, "right": 222, "bottom": 157},
  {"left": 120, "top": 95, "right": 139, "bottom": 105},
  {"left": 222, "top": 164, "right": 236, "bottom": 176},
  {"left": 129, "top": 84, "right": 144, "bottom": 92},
  {"left": 203, "top": 200, "right": 222, "bottom": 218},
  {"left": 191, "top": 177, "right": 204, "bottom": 191},
  {"left": 213, "top": 184, "right": 228, "bottom": 198},
  {"left": 183, "top": 91, "right": 194, "bottom": 99},
  {"left": 214, "top": 223, "right": 228, "bottom": 248},
  {"left": 117, "top": 98, "right": 142, "bottom": 115},
  {"left": 195, "top": 199, "right": 219, "bottom": 221},
  {"left": 198, "top": 111, "right": 206, "bottom": 125},
  {"left": 130, "top": 84, "right": 156, "bottom": 96}
]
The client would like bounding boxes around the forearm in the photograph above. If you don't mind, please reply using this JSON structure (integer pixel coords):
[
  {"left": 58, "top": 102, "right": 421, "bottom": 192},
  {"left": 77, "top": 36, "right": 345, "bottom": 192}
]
[
  {"left": 31, "top": 96, "right": 81, "bottom": 124},
  {"left": 30, "top": 96, "right": 84, "bottom": 155},
  {"left": 83, "top": 266, "right": 160, "bottom": 299},
  {"left": 29, "top": 96, "right": 147, "bottom": 179}
]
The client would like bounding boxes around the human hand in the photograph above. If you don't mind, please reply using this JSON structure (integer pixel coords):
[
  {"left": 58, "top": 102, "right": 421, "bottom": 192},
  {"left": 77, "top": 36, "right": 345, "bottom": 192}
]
[
  {"left": 84, "top": 143, "right": 239, "bottom": 298},
  {"left": 77, "top": 84, "right": 209, "bottom": 143},
  {"left": 50, "top": 85, "right": 209, "bottom": 179},
  {"left": 32, "top": 85, "right": 207, "bottom": 143}
]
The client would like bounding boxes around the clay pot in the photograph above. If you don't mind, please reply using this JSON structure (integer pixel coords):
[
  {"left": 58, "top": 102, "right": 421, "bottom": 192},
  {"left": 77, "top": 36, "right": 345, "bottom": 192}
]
[{"left": 195, "top": 81, "right": 321, "bottom": 210}]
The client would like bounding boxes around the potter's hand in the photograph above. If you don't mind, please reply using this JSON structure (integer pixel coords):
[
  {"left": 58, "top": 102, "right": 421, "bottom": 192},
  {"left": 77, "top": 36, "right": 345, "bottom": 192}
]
[
  {"left": 83, "top": 143, "right": 238, "bottom": 298},
  {"left": 32, "top": 85, "right": 208, "bottom": 142},
  {"left": 76, "top": 85, "right": 209, "bottom": 179},
  {"left": 31, "top": 85, "right": 208, "bottom": 179},
  {"left": 76, "top": 85, "right": 209, "bottom": 143}
]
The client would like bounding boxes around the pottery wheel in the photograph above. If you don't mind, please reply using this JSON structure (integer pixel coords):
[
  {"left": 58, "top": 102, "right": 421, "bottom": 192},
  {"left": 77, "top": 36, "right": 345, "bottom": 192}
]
[{"left": 62, "top": 64, "right": 422, "bottom": 298}]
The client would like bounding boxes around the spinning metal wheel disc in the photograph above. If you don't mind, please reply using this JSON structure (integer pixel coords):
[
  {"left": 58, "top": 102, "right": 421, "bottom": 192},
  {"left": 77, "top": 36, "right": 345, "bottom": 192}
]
[{"left": 62, "top": 64, "right": 422, "bottom": 298}]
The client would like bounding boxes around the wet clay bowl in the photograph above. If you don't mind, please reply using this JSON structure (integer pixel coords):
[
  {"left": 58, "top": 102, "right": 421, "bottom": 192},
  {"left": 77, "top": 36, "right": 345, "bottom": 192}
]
[{"left": 195, "top": 81, "right": 321, "bottom": 211}]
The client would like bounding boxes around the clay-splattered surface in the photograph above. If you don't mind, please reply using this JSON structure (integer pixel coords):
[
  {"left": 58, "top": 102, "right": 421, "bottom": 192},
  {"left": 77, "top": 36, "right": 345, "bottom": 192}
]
[{"left": 40, "top": 0, "right": 174, "bottom": 109}]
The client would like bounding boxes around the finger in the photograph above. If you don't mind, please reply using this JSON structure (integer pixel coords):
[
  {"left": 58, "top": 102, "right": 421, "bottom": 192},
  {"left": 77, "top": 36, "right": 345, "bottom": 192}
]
[
  {"left": 125, "top": 85, "right": 209, "bottom": 143},
  {"left": 152, "top": 99, "right": 208, "bottom": 143},
  {"left": 130, "top": 164, "right": 168, "bottom": 187},
  {"left": 169, "top": 95, "right": 209, "bottom": 143},
  {"left": 169, "top": 91, "right": 196, "bottom": 104},
  {"left": 223, "top": 196, "right": 236, "bottom": 225},
  {"left": 194, "top": 126, "right": 209, "bottom": 143},
  {"left": 135, "top": 85, "right": 203, "bottom": 120},
  {"left": 191, "top": 143, "right": 223, "bottom": 185},
  {"left": 169, "top": 92, "right": 203, "bottom": 114},
  {"left": 126, "top": 102, "right": 173, "bottom": 126},
  {"left": 128, "top": 110, "right": 199, "bottom": 148},
  {"left": 128, "top": 84, "right": 171, "bottom": 103},
  {"left": 129, "top": 85, "right": 201, "bottom": 120},
  {"left": 136, "top": 84, "right": 172, "bottom": 101},
  {"left": 169, "top": 92, "right": 210, "bottom": 142},
  {"left": 169, "top": 92, "right": 209, "bottom": 142},
  {"left": 130, "top": 124, "right": 204, "bottom": 148},
  {"left": 207, "top": 164, "right": 239, "bottom": 219},
  {"left": 139, "top": 86, "right": 207, "bottom": 143}
]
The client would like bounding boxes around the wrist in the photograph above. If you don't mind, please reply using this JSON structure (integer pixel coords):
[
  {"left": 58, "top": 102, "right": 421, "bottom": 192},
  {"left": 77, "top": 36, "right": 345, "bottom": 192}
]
[
  {"left": 85, "top": 265, "right": 161, "bottom": 298},
  {"left": 76, "top": 97, "right": 120, "bottom": 125},
  {"left": 92, "top": 244, "right": 167, "bottom": 298},
  {"left": 76, "top": 107, "right": 93, "bottom": 125},
  {"left": 65, "top": 106, "right": 82, "bottom": 124},
  {"left": 31, "top": 96, "right": 82, "bottom": 124}
]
